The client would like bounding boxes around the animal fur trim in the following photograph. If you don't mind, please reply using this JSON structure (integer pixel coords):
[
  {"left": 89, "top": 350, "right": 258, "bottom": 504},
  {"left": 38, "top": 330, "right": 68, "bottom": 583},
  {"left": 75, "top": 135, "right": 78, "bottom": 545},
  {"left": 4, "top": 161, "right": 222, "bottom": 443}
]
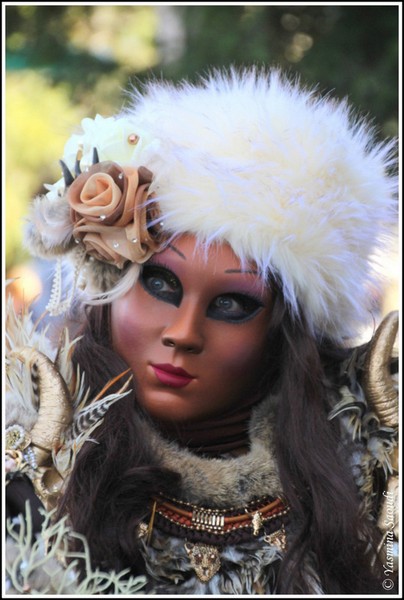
[{"left": 143, "top": 394, "right": 283, "bottom": 507}]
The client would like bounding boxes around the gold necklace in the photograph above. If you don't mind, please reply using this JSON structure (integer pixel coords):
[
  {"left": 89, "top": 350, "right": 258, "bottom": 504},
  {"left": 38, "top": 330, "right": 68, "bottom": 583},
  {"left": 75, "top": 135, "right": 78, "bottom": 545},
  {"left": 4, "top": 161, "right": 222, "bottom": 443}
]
[{"left": 141, "top": 494, "right": 289, "bottom": 582}]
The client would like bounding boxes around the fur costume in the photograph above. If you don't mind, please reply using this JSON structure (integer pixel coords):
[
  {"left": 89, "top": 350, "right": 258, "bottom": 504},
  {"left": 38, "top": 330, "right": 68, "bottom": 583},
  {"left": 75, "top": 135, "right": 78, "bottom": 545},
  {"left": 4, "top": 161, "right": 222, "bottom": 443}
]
[
  {"left": 5, "top": 299, "right": 398, "bottom": 594},
  {"left": 7, "top": 68, "right": 398, "bottom": 593},
  {"left": 24, "top": 68, "right": 397, "bottom": 342}
]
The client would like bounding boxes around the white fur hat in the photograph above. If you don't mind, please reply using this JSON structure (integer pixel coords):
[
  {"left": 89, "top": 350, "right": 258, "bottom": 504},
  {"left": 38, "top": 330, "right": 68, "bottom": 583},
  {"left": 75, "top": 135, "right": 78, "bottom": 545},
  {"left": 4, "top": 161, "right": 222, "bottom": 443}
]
[{"left": 25, "top": 67, "right": 397, "bottom": 342}]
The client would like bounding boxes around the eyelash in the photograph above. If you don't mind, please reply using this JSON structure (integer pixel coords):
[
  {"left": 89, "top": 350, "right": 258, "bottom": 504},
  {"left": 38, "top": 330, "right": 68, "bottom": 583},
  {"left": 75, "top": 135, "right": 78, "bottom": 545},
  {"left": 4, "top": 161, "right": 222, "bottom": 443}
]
[
  {"left": 210, "top": 294, "right": 263, "bottom": 323},
  {"left": 140, "top": 263, "right": 181, "bottom": 304},
  {"left": 140, "top": 263, "right": 264, "bottom": 323}
]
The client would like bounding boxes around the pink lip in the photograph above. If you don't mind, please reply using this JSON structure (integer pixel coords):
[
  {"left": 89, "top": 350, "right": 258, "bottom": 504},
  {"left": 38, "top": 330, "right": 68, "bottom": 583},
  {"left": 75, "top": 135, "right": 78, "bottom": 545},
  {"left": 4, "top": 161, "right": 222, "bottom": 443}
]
[{"left": 151, "top": 364, "right": 195, "bottom": 388}]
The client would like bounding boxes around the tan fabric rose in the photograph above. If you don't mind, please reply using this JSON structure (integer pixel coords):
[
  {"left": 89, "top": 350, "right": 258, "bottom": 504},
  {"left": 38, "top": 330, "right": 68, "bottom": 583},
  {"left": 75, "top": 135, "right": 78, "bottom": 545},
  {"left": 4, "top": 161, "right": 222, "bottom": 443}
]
[{"left": 68, "top": 161, "right": 162, "bottom": 268}]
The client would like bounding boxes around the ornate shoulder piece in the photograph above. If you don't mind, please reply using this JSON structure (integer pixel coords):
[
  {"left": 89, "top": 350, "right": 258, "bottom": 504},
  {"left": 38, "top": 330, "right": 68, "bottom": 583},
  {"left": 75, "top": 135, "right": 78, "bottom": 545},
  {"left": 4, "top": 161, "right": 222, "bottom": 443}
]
[
  {"left": 362, "top": 310, "right": 399, "bottom": 564},
  {"left": 5, "top": 295, "right": 132, "bottom": 510},
  {"left": 328, "top": 310, "right": 398, "bottom": 557},
  {"left": 362, "top": 310, "right": 398, "bottom": 430},
  {"left": 6, "top": 346, "right": 73, "bottom": 507}
]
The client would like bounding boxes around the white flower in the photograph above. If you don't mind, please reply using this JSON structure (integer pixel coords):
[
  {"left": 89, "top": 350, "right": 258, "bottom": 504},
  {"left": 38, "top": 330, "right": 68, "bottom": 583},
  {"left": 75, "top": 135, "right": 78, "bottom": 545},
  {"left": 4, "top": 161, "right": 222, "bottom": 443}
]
[
  {"left": 44, "top": 115, "right": 156, "bottom": 200},
  {"left": 62, "top": 114, "right": 153, "bottom": 172},
  {"left": 44, "top": 178, "right": 65, "bottom": 201}
]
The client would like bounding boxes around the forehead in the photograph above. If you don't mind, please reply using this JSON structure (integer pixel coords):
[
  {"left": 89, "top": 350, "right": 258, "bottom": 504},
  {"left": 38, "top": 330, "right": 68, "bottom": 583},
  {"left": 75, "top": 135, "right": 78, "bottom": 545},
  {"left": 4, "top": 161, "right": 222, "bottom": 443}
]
[{"left": 156, "top": 235, "right": 258, "bottom": 273}]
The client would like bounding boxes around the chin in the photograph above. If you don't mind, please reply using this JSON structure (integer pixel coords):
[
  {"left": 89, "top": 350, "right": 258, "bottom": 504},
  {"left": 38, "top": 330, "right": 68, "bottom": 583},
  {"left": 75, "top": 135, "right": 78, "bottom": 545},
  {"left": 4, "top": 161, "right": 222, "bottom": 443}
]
[{"left": 137, "top": 392, "right": 197, "bottom": 424}]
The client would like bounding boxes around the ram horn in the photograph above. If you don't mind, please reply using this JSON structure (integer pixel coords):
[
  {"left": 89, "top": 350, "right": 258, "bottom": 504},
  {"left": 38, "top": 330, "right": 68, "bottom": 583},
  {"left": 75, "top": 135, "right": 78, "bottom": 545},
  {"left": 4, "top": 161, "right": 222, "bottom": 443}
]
[
  {"left": 12, "top": 347, "right": 73, "bottom": 466},
  {"left": 362, "top": 311, "right": 398, "bottom": 429}
]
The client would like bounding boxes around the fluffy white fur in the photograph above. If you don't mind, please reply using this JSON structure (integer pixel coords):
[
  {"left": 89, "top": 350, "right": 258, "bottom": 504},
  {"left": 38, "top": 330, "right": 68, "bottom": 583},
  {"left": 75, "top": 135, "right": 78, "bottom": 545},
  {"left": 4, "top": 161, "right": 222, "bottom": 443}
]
[
  {"left": 121, "top": 68, "right": 397, "bottom": 341},
  {"left": 26, "top": 67, "right": 397, "bottom": 341}
]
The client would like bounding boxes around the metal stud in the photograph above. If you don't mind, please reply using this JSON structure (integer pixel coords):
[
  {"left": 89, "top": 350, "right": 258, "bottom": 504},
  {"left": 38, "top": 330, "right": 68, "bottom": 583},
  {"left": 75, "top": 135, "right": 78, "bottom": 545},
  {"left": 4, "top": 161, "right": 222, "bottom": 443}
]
[
  {"left": 92, "top": 147, "right": 100, "bottom": 164},
  {"left": 59, "top": 160, "right": 74, "bottom": 187}
]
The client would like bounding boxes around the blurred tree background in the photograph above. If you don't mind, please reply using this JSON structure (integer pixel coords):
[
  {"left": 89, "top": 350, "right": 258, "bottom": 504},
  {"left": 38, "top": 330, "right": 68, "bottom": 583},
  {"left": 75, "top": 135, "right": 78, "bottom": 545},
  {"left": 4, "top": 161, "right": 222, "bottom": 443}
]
[{"left": 5, "top": 3, "right": 399, "bottom": 317}]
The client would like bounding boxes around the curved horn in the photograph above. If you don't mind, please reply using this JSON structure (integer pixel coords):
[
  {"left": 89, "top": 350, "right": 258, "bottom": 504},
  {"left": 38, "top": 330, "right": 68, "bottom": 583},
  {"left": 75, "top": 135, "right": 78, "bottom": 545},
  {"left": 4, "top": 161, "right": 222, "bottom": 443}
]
[
  {"left": 362, "top": 311, "right": 398, "bottom": 428},
  {"left": 13, "top": 348, "right": 73, "bottom": 466}
]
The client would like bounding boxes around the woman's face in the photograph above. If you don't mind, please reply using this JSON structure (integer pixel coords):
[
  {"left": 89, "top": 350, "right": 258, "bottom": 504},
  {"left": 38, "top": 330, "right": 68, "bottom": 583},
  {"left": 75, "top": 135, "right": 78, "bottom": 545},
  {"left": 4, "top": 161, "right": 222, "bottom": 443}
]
[{"left": 111, "top": 235, "right": 273, "bottom": 424}]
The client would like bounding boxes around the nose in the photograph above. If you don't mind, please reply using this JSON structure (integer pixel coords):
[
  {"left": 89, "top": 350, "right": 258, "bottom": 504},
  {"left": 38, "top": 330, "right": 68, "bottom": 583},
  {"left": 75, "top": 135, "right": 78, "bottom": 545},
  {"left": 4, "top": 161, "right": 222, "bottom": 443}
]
[{"left": 162, "top": 301, "right": 204, "bottom": 354}]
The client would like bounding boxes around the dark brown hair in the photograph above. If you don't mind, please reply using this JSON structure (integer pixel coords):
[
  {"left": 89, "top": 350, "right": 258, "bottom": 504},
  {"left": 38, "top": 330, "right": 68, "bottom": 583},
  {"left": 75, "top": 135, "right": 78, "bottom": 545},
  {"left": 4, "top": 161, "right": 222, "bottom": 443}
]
[{"left": 268, "top": 296, "right": 386, "bottom": 593}]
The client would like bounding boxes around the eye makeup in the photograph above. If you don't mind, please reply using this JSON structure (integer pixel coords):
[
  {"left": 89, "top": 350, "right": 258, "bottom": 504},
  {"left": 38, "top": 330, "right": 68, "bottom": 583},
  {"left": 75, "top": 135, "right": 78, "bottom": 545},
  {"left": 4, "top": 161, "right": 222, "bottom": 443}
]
[
  {"left": 140, "top": 263, "right": 182, "bottom": 306},
  {"left": 207, "top": 293, "right": 264, "bottom": 323},
  {"left": 140, "top": 261, "right": 266, "bottom": 324}
]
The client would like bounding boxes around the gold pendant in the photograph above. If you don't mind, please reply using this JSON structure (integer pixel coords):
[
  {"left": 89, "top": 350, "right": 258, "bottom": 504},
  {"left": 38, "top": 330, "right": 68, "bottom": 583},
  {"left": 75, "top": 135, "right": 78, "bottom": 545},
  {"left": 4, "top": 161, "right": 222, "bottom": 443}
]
[
  {"left": 252, "top": 510, "right": 264, "bottom": 536},
  {"left": 264, "top": 525, "right": 287, "bottom": 551},
  {"left": 184, "top": 542, "right": 221, "bottom": 582}
]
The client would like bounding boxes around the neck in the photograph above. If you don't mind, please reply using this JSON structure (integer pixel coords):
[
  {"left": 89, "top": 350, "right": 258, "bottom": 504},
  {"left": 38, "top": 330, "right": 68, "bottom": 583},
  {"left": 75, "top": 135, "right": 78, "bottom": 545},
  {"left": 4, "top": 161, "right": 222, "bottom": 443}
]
[{"left": 155, "top": 393, "right": 263, "bottom": 457}]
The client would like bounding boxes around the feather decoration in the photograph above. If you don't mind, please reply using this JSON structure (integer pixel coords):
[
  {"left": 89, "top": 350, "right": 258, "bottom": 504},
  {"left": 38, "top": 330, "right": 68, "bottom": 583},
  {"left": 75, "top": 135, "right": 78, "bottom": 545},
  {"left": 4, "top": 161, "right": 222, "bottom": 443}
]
[
  {"left": 54, "top": 328, "right": 82, "bottom": 395},
  {"left": 45, "top": 257, "right": 64, "bottom": 316},
  {"left": 24, "top": 192, "right": 74, "bottom": 255},
  {"left": 53, "top": 372, "right": 132, "bottom": 479},
  {"left": 46, "top": 248, "right": 87, "bottom": 316},
  {"left": 5, "top": 288, "right": 134, "bottom": 499},
  {"left": 328, "top": 385, "right": 366, "bottom": 441},
  {"left": 67, "top": 374, "right": 132, "bottom": 440},
  {"left": 6, "top": 295, "right": 56, "bottom": 430},
  {"left": 140, "top": 526, "right": 323, "bottom": 594},
  {"left": 328, "top": 341, "right": 398, "bottom": 499}
]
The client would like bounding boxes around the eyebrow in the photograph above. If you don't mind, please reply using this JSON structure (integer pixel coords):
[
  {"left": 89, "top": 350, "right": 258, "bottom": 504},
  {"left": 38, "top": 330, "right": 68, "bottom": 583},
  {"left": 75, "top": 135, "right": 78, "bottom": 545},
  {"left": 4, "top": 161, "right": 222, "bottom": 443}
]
[
  {"left": 168, "top": 244, "right": 186, "bottom": 260},
  {"left": 165, "top": 247, "right": 257, "bottom": 273},
  {"left": 225, "top": 269, "right": 258, "bottom": 275}
]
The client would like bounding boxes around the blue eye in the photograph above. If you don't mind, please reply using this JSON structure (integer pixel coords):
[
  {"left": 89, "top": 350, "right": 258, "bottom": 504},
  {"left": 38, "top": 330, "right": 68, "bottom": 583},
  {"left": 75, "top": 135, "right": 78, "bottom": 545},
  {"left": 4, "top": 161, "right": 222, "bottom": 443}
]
[
  {"left": 140, "top": 265, "right": 182, "bottom": 306},
  {"left": 208, "top": 294, "right": 263, "bottom": 322}
]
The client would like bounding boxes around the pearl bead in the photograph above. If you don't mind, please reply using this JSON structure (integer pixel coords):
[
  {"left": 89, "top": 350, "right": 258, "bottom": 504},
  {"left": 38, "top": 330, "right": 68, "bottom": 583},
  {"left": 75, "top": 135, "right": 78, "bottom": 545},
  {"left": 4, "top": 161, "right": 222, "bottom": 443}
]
[{"left": 128, "top": 133, "right": 139, "bottom": 145}]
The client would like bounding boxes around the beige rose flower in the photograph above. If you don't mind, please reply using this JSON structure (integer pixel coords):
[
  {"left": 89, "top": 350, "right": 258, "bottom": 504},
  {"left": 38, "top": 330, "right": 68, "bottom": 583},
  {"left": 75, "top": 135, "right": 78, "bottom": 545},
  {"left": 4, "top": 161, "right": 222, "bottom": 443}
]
[{"left": 68, "top": 161, "right": 162, "bottom": 268}]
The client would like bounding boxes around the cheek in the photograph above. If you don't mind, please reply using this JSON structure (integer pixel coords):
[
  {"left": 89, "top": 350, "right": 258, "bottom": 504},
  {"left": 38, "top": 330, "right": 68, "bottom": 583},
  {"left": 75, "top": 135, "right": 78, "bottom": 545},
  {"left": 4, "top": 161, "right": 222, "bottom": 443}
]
[
  {"left": 212, "top": 324, "right": 268, "bottom": 378},
  {"left": 111, "top": 293, "right": 151, "bottom": 361}
]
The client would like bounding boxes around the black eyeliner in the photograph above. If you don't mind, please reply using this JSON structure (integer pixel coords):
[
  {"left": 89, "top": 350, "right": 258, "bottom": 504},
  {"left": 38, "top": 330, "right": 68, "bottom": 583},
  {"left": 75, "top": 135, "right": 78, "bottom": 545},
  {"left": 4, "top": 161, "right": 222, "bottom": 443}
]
[
  {"left": 144, "top": 261, "right": 180, "bottom": 284},
  {"left": 139, "top": 263, "right": 182, "bottom": 305},
  {"left": 207, "top": 292, "right": 264, "bottom": 324}
]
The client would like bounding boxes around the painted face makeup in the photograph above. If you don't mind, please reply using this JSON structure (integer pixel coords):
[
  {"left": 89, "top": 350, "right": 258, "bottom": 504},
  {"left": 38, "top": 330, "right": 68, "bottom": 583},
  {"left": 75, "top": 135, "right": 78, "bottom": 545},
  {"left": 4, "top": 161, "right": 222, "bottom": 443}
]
[{"left": 111, "top": 235, "right": 273, "bottom": 424}]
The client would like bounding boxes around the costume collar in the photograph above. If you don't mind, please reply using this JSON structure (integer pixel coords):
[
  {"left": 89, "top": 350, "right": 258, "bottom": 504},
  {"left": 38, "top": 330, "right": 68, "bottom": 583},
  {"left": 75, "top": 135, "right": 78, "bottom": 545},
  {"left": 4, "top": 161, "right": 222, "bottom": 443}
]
[{"left": 141, "top": 394, "right": 283, "bottom": 508}]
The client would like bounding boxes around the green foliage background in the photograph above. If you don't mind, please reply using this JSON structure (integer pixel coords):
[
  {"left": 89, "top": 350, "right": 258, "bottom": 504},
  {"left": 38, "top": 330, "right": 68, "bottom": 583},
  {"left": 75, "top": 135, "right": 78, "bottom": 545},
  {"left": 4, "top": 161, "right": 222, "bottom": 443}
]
[{"left": 5, "top": 3, "right": 399, "bottom": 271}]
